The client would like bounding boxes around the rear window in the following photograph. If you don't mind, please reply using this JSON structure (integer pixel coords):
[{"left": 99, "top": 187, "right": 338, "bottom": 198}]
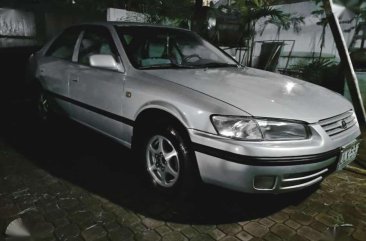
[{"left": 46, "top": 28, "right": 81, "bottom": 60}]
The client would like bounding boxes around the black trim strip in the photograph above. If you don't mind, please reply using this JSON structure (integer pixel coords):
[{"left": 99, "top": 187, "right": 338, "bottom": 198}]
[
  {"left": 192, "top": 142, "right": 340, "bottom": 166},
  {"left": 46, "top": 91, "right": 135, "bottom": 127}
]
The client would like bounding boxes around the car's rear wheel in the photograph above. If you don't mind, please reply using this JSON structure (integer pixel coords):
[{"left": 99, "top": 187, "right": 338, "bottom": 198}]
[
  {"left": 139, "top": 125, "right": 199, "bottom": 196},
  {"left": 37, "top": 89, "right": 50, "bottom": 122},
  {"left": 32, "top": 85, "right": 52, "bottom": 124}
]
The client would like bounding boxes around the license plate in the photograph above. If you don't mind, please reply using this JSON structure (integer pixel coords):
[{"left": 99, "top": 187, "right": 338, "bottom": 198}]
[{"left": 337, "top": 140, "right": 361, "bottom": 170}]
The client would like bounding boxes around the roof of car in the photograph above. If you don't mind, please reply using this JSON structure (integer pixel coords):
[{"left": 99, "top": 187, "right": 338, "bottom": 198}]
[{"left": 77, "top": 21, "right": 190, "bottom": 31}]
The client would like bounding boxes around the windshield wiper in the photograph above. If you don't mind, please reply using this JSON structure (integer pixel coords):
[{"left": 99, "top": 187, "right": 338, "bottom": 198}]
[
  {"left": 139, "top": 62, "right": 240, "bottom": 70},
  {"left": 139, "top": 63, "right": 195, "bottom": 70},
  {"left": 196, "top": 62, "right": 239, "bottom": 68}
]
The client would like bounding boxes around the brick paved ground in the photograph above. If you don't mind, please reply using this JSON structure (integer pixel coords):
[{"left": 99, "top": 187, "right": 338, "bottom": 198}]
[{"left": 0, "top": 102, "right": 366, "bottom": 241}]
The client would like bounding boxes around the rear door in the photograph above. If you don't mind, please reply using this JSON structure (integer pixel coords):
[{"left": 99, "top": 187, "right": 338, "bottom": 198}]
[
  {"left": 69, "top": 25, "right": 127, "bottom": 140},
  {"left": 38, "top": 27, "right": 81, "bottom": 114}
]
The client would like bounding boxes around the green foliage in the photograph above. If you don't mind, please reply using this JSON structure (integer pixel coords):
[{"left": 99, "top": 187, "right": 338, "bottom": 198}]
[
  {"left": 234, "top": 0, "right": 289, "bottom": 23},
  {"left": 232, "top": 0, "right": 304, "bottom": 39},
  {"left": 136, "top": 0, "right": 193, "bottom": 24},
  {"left": 311, "top": 2, "right": 329, "bottom": 58},
  {"left": 291, "top": 58, "right": 339, "bottom": 86},
  {"left": 228, "top": 0, "right": 304, "bottom": 66},
  {"left": 40, "top": 0, "right": 124, "bottom": 14},
  {"left": 260, "top": 12, "right": 305, "bottom": 37},
  {"left": 335, "top": 0, "right": 366, "bottom": 15},
  {"left": 311, "top": 0, "right": 366, "bottom": 58},
  {"left": 43, "top": 0, "right": 193, "bottom": 21}
]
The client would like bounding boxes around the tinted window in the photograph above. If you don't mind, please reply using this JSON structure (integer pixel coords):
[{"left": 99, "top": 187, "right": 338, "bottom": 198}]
[
  {"left": 46, "top": 28, "right": 80, "bottom": 60},
  {"left": 77, "top": 27, "right": 119, "bottom": 66}
]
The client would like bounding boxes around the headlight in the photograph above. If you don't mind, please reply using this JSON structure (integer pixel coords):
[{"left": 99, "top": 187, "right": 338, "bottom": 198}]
[
  {"left": 207, "top": 17, "right": 217, "bottom": 30},
  {"left": 211, "top": 116, "right": 262, "bottom": 140},
  {"left": 211, "top": 115, "right": 309, "bottom": 141}
]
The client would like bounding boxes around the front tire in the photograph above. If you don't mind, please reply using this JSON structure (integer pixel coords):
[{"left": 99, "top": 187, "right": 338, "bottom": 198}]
[{"left": 140, "top": 125, "right": 199, "bottom": 196}]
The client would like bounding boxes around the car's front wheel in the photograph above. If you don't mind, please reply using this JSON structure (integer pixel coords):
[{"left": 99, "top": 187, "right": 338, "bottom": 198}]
[
  {"left": 140, "top": 125, "right": 199, "bottom": 196},
  {"left": 146, "top": 134, "right": 181, "bottom": 188}
]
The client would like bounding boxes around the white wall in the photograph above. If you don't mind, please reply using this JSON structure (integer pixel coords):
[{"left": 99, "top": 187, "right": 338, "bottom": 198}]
[
  {"left": 0, "top": 8, "right": 36, "bottom": 37},
  {"left": 253, "top": 1, "right": 357, "bottom": 67},
  {"left": 107, "top": 8, "right": 147, "bottom": 23},
  {"left": 0, "top": 8, "right": 37, "bottom": 47}
]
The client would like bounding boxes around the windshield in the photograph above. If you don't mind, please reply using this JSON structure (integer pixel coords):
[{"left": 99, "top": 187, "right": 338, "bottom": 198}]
[{"left": 115, "top": 26, "right": 238, "bottom": 69}]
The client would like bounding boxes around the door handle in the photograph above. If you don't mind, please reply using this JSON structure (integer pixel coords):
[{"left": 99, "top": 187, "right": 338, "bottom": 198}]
[{"left": 69, "top": 73, "right": 79, "bottom": 83}]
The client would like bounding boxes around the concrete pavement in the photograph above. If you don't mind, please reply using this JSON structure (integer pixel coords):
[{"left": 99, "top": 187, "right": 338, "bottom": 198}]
[{"left": 0, "top": 118, "right": 365, "bottom": 241}]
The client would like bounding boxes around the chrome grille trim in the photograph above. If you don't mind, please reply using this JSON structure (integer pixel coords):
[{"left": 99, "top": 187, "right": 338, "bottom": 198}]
[
  {"left": 282, "top": 168, "right": 328, "bottom": 182},
  {"left": 280, "top": 176, "right": 323, "bottom": 190},
  {"left": 319, "top": 110, "right": 357, "bottom": 137},
  {"left": 322, "top": 115, "right": 355, "bottom": 132},
  {"left": 319, "top": 111, "right": 353, "bottom": 126},
  {"left": 279, "top": 168, "right": 328, "bottom": 190}
]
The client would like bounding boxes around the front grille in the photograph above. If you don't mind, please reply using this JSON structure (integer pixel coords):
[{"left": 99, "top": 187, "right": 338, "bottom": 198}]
[
  {"left": 319, "top": 110, "right": 357, "bottom": 138},
  {"left": 280, "top": 168, "right": 329, "bottom": 190}
]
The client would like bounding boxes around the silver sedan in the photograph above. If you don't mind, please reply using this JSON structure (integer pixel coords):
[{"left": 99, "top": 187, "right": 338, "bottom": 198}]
[{"left": 29, "top": 22, "right": 361, "bottom": 194}]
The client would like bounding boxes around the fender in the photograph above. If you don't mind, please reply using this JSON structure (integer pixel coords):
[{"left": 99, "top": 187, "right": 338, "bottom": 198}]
[{"left": 135, "top": 101, "right": 191, "bottom": 128}]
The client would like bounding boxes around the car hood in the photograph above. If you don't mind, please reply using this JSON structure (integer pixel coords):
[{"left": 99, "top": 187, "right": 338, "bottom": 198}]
[{"left": 143, "top": 67, "right": 352, "bottom": 123}]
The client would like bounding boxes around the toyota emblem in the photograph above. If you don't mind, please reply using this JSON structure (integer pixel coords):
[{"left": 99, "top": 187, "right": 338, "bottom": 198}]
[{"left": 341, "top": 120, "right": 347, "bottom": 129}]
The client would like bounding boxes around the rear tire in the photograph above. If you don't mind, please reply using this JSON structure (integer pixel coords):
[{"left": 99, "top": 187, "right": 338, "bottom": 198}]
[
  {"left": 31, "top": 85, "right": 52, "bottom": 125},
  {"left": 37, "top": 89, "right": 50, "bottom": 122}
]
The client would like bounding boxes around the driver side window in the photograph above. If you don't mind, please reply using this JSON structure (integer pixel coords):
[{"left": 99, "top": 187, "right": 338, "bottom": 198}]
[{"left": 78, "top": 27, "right": 119, "bottom": 66}]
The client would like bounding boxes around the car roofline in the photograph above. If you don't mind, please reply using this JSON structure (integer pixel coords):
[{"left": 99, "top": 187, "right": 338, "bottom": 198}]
[{"left": 68, "top": 21, "right": 191, "bottom": 32}]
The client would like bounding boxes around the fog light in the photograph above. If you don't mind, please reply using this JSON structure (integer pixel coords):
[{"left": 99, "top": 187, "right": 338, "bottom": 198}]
[{"left": 254, "top": 176, "right": 277, "bottom": 190}]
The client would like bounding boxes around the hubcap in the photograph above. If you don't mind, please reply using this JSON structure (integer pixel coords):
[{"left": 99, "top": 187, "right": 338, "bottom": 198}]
[{"left": 146, "top": 135, "right": 180, "bottom": 188}]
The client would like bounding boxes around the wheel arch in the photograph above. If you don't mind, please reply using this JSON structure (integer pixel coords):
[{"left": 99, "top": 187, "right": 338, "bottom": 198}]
[
  {"left": 132, "top": 107, "right": 202, "bottom": 188},
  {"left": 132, "top": 107, "right": 192, "bottom": 149},
  {"left": 134, "top": 101, "right": 190, "bottom": 128}
]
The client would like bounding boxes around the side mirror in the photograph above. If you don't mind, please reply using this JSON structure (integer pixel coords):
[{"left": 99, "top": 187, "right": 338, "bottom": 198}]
[{"left": 89, "top": 54, "right": 121, "bottom": 71}]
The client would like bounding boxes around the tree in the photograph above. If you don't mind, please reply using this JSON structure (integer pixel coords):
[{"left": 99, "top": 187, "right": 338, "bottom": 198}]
[
  {"left": 230, "top": 0, "right": 304, "bottom": 66},
  {"left": 29, "top": 0, "right": 193, "bottom": 21},
  {"left": 141, "top": 0, "right": 193, "bottom": 24},
  {"left": 322, "top": 0, "right": 366, "bottom": 124},
  {"left": 336, "top": 0, "right": 366, "bottom": 20},
  {"left": 260, "top": 12, "right": 304, "bottom": 39},
  {"left": 336, "top": 0, "right": 366, "bottom": 37},
  {"left": 312, "top": 0, "right": 366, "bottom": 59},
  {"left": 312, "top": 6, "right": 328, "bottom": 59}
]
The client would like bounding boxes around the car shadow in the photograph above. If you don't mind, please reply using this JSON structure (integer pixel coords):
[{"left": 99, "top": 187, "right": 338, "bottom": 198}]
[{"left": 0, "top": 100, "right": 315, "bottom": 225}]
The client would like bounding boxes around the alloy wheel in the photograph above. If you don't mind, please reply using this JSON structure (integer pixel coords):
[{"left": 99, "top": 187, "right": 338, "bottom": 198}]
[{"left": 146, "top": 135, "right": 180, "bottom": 188}]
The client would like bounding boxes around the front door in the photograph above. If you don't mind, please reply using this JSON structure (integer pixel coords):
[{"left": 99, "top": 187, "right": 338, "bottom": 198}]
[{"left": 69, "top": 26, "right": 127, "bottom": 141}]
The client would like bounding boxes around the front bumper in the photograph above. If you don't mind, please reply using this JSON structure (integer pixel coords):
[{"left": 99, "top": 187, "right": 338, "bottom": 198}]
[{"left": 189, "top": 123, "right": 360, "bottom": 193}]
